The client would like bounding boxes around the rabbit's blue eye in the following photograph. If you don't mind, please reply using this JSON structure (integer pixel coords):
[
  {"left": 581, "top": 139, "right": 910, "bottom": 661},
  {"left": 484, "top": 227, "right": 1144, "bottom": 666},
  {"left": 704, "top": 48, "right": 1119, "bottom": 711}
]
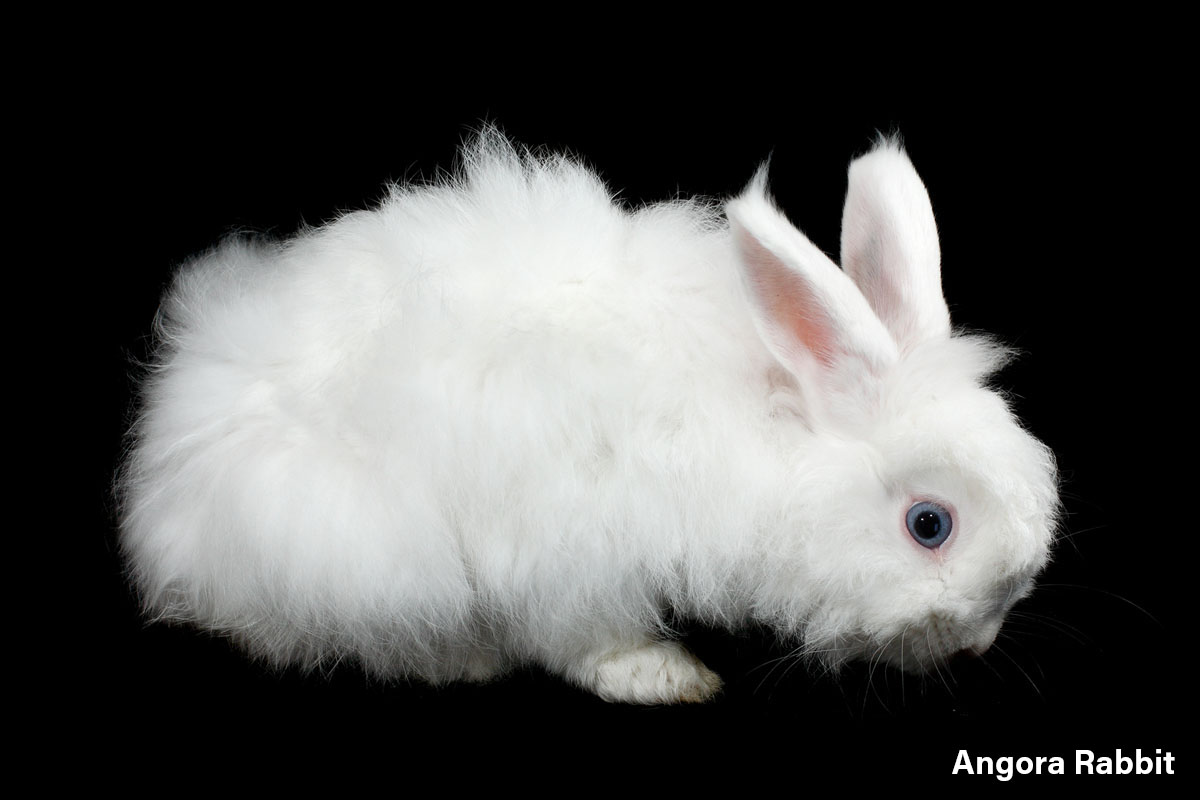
[{"left": 906, "top": 501, "right": 952, "bottom": 548}]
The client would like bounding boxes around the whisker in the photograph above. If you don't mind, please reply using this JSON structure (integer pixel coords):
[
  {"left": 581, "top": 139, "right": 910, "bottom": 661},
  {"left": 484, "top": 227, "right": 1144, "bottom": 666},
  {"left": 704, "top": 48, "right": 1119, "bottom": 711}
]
[
  {"left": 1036, "top": 583, "right": 1163, "bottom": 628},
  {"left": 1051, "top": 523, "right": 1109, "bottom": 542},
  {"left": 989, "top": 639, "right": 1044, "bottom": 699},
  {"left": 1005, "top": 610, "right": 1094, "bottom": 648},
  {"left": 749, "top": 641, "right": 807, "bottom": 697},
  {"left": 926, "top": 629, "right": 954, "bottom": 696},
  {"left": 863, "top": 631, "right": 901, "bottom": 714}
]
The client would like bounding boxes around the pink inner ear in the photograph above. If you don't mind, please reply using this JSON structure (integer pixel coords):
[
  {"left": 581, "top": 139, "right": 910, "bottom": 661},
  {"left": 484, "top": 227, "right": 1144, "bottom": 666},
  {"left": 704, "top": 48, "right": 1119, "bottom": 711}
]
[
  {"left": 851, "top": 256, "right": 908, "bottom": 346},
  {"left": 738, "top": 231, "right": 837, "bottom": 367}
]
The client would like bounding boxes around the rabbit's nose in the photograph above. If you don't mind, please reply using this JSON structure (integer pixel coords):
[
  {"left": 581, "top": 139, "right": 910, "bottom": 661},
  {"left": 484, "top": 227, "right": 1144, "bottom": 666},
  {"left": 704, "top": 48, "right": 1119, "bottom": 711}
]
[
  {"left": 965, "top": 640, "right": 992, "bottom": 657},
  {"left": 950, "top": 618, "right": 998, "bottom": 662},
  {"left": 964, "top": 620, "right": 1002, "bottom": 657}
]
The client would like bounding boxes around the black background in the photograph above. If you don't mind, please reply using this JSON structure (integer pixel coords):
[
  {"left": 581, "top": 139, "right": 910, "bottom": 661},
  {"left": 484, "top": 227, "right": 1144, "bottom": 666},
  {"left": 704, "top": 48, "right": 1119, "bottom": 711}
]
[{"left": 67, "top": 26, "right": 1187, "bottom": 787}]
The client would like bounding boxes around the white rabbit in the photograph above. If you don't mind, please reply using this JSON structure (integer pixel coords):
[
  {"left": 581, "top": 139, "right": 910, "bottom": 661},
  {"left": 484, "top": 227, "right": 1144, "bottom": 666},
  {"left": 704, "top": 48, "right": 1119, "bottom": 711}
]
[{"left": 118, "top": 129, "right": 1059, "bottom": 704}]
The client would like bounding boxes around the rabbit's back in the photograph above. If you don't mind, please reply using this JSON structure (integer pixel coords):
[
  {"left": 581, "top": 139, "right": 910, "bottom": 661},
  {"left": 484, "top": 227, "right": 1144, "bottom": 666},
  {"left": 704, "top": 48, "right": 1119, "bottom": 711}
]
[{"left": 120, "top": 137, "right": 782, "bottom": 679}]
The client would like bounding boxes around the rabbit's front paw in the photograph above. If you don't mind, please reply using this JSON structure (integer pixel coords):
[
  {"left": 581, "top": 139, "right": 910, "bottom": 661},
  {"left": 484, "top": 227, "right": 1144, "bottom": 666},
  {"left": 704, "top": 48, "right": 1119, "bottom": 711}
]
[{"left": 590, "top": 640, "right": 723, "bottom": 704}]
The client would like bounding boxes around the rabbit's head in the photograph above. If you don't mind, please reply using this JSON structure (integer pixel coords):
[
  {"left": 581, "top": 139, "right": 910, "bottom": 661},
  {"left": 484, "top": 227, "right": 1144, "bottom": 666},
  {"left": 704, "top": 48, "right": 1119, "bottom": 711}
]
[{"left": 728, "top": 140, "right": 1059, "bottom": 671}]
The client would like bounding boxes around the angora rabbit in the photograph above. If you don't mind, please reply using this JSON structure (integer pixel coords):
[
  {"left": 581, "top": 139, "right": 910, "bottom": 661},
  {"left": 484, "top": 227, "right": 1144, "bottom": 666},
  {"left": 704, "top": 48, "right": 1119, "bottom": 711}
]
[{"left": 118, "top": 130, "right": 1059, "bottom": 704}]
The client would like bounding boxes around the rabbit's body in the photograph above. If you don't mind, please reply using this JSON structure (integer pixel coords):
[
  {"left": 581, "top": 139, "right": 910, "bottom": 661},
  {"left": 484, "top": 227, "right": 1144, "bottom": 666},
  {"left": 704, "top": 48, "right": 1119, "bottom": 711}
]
[{"left": 120, "top": 133, "right": 1058, "bottom": 703}]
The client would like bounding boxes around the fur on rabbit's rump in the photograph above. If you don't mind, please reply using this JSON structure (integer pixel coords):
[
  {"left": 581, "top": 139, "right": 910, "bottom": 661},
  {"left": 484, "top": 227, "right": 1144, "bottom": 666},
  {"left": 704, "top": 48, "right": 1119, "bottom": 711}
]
[{"left": 119, "top": 129, "right": 1059, "bottom": 704}]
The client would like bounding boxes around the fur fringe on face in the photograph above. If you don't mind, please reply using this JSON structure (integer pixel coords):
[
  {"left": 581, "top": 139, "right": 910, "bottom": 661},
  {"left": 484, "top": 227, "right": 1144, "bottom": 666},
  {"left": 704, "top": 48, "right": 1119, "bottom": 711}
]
[{"left": 117, "top": 129, "right": 1059, "bottom": 702}]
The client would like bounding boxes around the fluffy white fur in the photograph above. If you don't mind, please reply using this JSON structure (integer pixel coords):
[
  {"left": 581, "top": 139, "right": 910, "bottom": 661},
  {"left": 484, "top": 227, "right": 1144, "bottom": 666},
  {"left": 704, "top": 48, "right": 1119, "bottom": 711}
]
[{"left": 118, "top": 130, "right": 1059, "bottom": 703}]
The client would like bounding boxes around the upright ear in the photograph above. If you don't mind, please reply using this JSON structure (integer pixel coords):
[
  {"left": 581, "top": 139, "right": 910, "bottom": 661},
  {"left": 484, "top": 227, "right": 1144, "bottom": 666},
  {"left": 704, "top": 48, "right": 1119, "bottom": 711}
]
[
  {"left": 840, "top": 139, "right": 951, "bottom": 351},
  {"left": 727, "top": 168, "right": 898, "bottom": 408}
]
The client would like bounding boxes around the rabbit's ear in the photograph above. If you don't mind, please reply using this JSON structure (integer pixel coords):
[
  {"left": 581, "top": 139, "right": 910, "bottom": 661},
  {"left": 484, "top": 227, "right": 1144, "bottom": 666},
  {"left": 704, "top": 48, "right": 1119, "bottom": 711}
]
[
  {"left": 840, "top": 139, "right": 950, "bottom": 351},
  {"left": 728, "top": 169, "right": 898, "bottom": 398}
]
